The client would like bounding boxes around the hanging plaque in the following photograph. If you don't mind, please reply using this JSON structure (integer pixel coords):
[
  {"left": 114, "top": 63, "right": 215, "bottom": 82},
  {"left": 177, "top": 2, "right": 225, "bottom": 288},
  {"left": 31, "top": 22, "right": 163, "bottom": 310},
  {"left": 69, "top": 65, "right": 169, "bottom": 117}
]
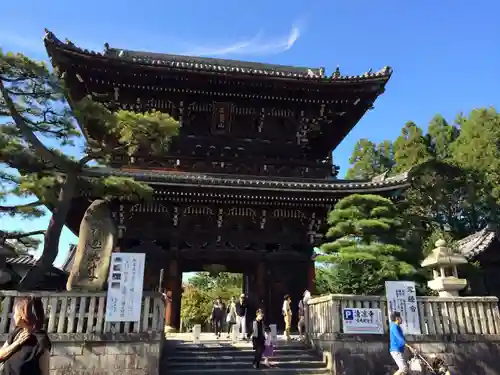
[{"left": 212, "top": 102, "right": 233, "bottom": 134}]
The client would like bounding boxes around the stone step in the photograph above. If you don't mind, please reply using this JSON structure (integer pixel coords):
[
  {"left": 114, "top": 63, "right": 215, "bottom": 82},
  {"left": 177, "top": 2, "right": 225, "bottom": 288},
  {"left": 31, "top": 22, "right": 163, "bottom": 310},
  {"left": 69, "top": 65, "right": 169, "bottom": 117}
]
[
  {"left": 167, "top": 353, "right": 319, "bottom": 362},
  {"left": 165, "top": 368, "right": 329, "bottom": 375},
  {"left": 172, "top": 343, "right": 308, "bottom": 351},
  {"left": 167, "top": 359, "right": 325, "bottom": 370}
]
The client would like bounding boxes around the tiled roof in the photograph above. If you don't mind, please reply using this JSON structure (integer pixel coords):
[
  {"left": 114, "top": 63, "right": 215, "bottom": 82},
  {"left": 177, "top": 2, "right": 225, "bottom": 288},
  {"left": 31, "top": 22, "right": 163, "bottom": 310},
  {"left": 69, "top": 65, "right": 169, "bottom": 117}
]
[
  {"left": 43, "top": 29, "right": 392, "bottom": 83},
  {"left": 6, "top": 255, "right": 68, "bottom": 275},
  {"left": 457, "top": 226, "right": 498, "bottom": 259},
  {"left": 82, "top": 167, "right": 410, "bottom": 193},
  {"left": 6, "top": 255, "right": 37, "bottom": 266}
]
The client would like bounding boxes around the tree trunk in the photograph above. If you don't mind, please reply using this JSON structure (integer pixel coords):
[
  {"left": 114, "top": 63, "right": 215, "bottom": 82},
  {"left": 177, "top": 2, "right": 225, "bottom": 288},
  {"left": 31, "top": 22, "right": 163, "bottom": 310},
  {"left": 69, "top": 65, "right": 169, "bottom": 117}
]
[{"left": 18, "top": 173, "right": 78, "bottom": 290}]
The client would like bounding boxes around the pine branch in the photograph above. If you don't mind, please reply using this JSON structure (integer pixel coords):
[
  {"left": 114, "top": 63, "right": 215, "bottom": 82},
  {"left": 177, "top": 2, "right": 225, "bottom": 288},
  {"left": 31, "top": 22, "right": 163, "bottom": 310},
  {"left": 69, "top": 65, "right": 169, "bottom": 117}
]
[
  {"left": 1, "top": 230, "right": 45, "bottom": 240},
  {"left": 0, "top": 79, "right": 72, "bottom": 172},
  {"left": 0, "top": 200, "right": 43, "bottom": 213}
]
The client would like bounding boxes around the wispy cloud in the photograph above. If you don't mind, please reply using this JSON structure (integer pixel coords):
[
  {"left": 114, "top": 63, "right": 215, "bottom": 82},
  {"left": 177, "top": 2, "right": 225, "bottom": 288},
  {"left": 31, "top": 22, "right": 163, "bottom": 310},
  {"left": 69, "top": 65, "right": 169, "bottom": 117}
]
[{"left": 180, "top": 22, "right": 303, "bottom": 57}]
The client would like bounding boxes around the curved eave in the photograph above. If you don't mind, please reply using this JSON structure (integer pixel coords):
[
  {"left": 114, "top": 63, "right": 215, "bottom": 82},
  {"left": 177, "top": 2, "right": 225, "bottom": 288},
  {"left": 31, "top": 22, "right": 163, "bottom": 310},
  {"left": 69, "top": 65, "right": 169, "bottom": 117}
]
[
  {"left": 82, "top": 168, "right": 409, "bottom": 194},
  {"left": 43, "top": 31, "right": 392, "bottom": 87}
]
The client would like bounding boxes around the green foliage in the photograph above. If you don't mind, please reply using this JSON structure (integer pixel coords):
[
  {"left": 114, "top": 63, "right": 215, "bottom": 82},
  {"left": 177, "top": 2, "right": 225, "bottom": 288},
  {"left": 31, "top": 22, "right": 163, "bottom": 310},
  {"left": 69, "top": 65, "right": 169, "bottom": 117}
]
[
  {"left": 451, "top": 108, "right": 500, "bottom": 203},
  {"left": 181, "top": 272, "right": 243, "bottom": 330},
  {"left": 345, "top": 139, "right": 394, "bottom": 179},
  {"left": 319, "top": 194, "right": 415, "bottom": 295},
  {"left": 313, "top": 266, "right": 337, "bottom": 295},
  {"left": 342, "top": 108, "right": 500, "bottom": 296},
  {"left": 180, "top": 285, "right": 214, "bottom": 328},
  {"left": 392, "top": 121, "right": 433, "bottom": 173}
]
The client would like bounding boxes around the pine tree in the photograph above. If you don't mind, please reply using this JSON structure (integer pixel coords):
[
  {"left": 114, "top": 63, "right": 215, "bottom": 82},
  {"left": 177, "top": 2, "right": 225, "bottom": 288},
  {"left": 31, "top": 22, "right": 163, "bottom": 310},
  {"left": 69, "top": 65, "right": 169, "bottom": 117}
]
[
  {"left": 393, "top": 121, "right": 432, "bottom": 172},
  {"left": 345, "top": 139, "right": 394, "bottom": 179},
  {"left": 426, "top": 114, "right": 459, "bottom": 160},
  {"left": 452, "top": 108, "right": 500, "bottom": 204},
  {"left": 0, "top": 50, "right": 179, "bottom": 288},
  {"left": 318, "top": 194, "right": 414, "bottom": 295}
]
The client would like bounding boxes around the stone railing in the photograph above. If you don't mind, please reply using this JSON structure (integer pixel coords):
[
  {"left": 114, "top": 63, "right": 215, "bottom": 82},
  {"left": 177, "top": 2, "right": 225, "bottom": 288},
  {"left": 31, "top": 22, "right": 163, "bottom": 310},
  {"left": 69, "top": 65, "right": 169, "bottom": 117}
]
[
  {"left": 306, "top": 294, "right": 500, "bottom": 336},
  {"left": 0, "top": 290, "right": 165, "bottom": 335}
]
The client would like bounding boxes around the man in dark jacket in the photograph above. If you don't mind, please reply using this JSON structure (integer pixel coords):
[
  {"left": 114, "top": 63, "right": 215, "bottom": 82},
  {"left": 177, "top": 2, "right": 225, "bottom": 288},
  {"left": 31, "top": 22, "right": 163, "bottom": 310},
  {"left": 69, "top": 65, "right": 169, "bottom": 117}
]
[
  {"left": 235, "top": 294, "right": 248, "bottom": 340},
  {"left": 251, "top": 309, "right": 266, "bottom": 369},
  {"left": 211, "top": 297, "right": 225, "bottom": 338}
]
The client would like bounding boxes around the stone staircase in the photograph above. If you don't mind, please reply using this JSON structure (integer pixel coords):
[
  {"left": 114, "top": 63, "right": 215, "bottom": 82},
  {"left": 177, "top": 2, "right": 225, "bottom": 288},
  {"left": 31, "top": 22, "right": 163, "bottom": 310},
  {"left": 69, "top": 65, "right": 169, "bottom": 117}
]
[{"left": 161, "top": 338, "right": 329, "bottom": 374}]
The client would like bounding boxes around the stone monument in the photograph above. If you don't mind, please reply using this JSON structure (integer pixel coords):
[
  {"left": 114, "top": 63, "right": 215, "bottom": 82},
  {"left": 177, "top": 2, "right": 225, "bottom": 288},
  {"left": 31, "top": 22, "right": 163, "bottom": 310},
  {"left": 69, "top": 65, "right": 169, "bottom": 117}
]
[
  {"left": 421, "top": 239, "right": 468, "bottom": 297},
  {"left": 66, "top": 199, "right": 117, "bottom": 291}
]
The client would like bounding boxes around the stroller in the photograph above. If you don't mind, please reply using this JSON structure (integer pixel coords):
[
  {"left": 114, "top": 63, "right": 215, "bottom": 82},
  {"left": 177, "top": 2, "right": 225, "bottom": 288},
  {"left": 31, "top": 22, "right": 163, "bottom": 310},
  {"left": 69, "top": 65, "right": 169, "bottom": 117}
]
[{"left": 408, "top": 352, "right": 451, "bottom": 375}]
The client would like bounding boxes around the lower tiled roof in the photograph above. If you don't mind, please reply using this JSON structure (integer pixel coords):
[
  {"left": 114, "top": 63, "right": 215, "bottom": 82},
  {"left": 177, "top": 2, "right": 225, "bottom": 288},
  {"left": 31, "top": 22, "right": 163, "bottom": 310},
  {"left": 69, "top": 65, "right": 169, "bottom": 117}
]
[
  {"left": 6, "top": 255, "right": 68, "bottom": 275},
  {"left": 82, "top": 167, "right": 409, "bottom": 193},
  {"left": 457, "top": 226, "right": 498, "bottom": 258}
]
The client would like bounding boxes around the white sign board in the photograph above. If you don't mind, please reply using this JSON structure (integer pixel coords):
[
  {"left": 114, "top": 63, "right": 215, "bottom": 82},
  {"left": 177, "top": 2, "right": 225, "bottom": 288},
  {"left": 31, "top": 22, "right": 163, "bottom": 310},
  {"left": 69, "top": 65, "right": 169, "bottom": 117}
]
[
  {"left": 105, "top": 253, "right": 145, "bottom": 322},
  {"left": 385, "top": 281, "right": 421, "bottom": 335},
  {"left": 342, "top": 308, "right": 384, "bottom": 334}
]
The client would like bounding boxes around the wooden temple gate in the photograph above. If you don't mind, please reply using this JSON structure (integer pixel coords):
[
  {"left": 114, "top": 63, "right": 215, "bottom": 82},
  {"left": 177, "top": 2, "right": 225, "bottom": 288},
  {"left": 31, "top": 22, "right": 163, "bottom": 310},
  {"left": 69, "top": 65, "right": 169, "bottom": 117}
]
[{"left": 42, "top": 30, "right": 406, "bottom": 331}]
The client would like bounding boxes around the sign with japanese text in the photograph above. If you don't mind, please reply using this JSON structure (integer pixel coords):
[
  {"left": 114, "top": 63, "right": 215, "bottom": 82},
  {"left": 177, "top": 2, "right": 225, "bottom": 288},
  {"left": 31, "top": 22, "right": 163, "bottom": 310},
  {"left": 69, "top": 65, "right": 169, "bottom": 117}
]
[
  {"left": 385, "top": 281, "right": 421, "bottom": 335},
  {"left": 342, "top": 308, "right": 384, "bottom": 334},
  {"left": 105, "top": 253, "right": 145, "bottom": 322}
]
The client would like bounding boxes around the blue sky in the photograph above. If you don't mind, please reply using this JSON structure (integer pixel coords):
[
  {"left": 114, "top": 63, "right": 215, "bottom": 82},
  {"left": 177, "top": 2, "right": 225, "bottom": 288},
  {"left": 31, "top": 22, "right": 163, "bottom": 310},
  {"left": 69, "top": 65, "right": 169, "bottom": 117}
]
[{"left": 1, "top": 0, "right": 499, "bottom": 268}]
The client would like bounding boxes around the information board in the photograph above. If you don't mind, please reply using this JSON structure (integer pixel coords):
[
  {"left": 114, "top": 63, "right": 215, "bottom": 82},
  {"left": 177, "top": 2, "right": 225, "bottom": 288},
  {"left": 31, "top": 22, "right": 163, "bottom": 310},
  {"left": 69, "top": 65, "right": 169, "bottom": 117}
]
[
  {"left": 105, "top": 253, "right": 145, "bottom": 322},
  {"left": 385, "top": 280, "right": 421, "bottom": 335},
  {"left": 342, "top": 308, "right": 384, "bottom": 334}
]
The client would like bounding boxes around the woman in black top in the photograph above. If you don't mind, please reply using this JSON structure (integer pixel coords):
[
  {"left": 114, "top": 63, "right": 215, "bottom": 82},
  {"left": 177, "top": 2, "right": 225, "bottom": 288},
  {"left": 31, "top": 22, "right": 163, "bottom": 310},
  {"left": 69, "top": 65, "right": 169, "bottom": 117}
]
[{"left": 1, "top": 297, "right": 51, "bottom": 375}]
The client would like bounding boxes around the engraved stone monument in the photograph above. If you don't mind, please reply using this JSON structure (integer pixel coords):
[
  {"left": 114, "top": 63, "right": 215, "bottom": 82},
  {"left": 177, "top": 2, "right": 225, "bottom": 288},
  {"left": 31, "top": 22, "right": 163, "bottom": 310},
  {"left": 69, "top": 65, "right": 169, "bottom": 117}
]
[{"left": 67, "top": 199, "right": 117, "bottom": 291}]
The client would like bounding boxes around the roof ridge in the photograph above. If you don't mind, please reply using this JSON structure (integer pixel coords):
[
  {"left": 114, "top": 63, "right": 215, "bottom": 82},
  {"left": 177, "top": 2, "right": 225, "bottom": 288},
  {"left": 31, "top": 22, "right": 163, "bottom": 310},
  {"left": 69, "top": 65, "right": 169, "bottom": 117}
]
[{"left": 104, "top": 47, "right": 320, "bottom": 74}]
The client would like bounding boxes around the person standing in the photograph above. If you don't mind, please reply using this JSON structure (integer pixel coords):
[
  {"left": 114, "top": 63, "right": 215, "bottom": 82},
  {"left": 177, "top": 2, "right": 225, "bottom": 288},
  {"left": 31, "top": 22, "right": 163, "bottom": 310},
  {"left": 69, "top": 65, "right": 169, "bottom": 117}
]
[
  {"left": 251, "top": 309, "right": 266, "bottom": 369},
  {"left": 235, "top": 294, "right": 248, "bottom": 340},
  {"left": 282, "top": 294, "right": 292, "bottom": 341},
  {"left": 225, "top": 296, "right": 237, "bottom": 339},
  {"left": 211, "top": 297, "right": 225, "bottom": 339},
  {"left": 297, "top": 290, "right": 311, "bottom": 340},
  {"left": 389, "top": 311, "right": 413, "bottom": 375},
  {"left": 1, "top": 297, "right": 52, "bottom": 375}
]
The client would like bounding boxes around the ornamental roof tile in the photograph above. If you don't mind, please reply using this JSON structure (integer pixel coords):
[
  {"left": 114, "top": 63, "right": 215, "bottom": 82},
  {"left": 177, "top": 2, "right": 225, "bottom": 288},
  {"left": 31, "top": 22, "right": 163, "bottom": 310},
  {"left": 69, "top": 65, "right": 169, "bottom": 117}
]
[
  {"left": 457, "top": 226, "right": 498, "bottom": 259},
  {"left": 43, "top": 29, "right": 392, "bottom": 83},
  {"left": 82, "top": 167, "right": 409, "bottom": 193}
]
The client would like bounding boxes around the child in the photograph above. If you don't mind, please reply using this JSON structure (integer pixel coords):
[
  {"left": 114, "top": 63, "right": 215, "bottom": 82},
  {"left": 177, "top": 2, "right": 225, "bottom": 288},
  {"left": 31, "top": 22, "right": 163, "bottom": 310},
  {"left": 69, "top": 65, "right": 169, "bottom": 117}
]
[
  {"left": 263, "top": 326, "right": 275, "bottom": 367},
  {"left": 251, "top": 309, "right": 265, "bottom": 369}
]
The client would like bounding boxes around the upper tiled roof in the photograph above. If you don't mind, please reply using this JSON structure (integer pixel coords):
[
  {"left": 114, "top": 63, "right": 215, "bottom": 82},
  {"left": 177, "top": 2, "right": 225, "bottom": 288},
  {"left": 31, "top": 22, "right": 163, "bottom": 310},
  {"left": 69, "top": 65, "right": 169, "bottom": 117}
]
[
  {"left": 82, "top": 167, "right": 410, "bottom": 193},
  {"left": 43, "top": 29, "right": 392, "bottom": 83},
  {"left": 457, "top": 226, "right": 498, "bottom": 259}
]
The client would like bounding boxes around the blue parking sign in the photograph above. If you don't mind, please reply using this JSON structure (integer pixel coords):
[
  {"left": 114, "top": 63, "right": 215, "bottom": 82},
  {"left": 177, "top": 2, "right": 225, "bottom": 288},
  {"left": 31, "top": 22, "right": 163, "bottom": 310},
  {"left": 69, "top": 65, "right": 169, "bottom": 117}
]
[{"left": 344, "top": 309, "right": 354, "bottom": 321}]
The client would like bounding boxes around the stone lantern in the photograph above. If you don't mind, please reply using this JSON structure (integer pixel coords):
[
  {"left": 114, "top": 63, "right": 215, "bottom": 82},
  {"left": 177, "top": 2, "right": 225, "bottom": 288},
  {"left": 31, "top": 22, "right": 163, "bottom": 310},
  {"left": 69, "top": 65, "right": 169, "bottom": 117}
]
[{"left": 421, "top": 239, "right": 468, "bottom": 297}]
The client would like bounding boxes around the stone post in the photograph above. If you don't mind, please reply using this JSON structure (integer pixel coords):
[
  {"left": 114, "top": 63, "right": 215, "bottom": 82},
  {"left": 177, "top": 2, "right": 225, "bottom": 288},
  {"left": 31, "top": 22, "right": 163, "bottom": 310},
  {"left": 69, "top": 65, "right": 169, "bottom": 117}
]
[{"left": 421, "top": 239, "right": 468, "bottom": 297}]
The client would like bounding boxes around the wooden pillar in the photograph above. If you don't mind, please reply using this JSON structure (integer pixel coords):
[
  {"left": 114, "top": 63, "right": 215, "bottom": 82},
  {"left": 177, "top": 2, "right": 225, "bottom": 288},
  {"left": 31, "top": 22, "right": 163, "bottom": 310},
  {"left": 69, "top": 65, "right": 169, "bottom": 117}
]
[
  {"left": 164, "top": 259, "right": 181, "bottom": 332},
  {"left": 256, "top": 261, "right": 266, "bottom": 311},
  {"left": 308, "top": 259, "right": 316, "bottom": 293}
]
